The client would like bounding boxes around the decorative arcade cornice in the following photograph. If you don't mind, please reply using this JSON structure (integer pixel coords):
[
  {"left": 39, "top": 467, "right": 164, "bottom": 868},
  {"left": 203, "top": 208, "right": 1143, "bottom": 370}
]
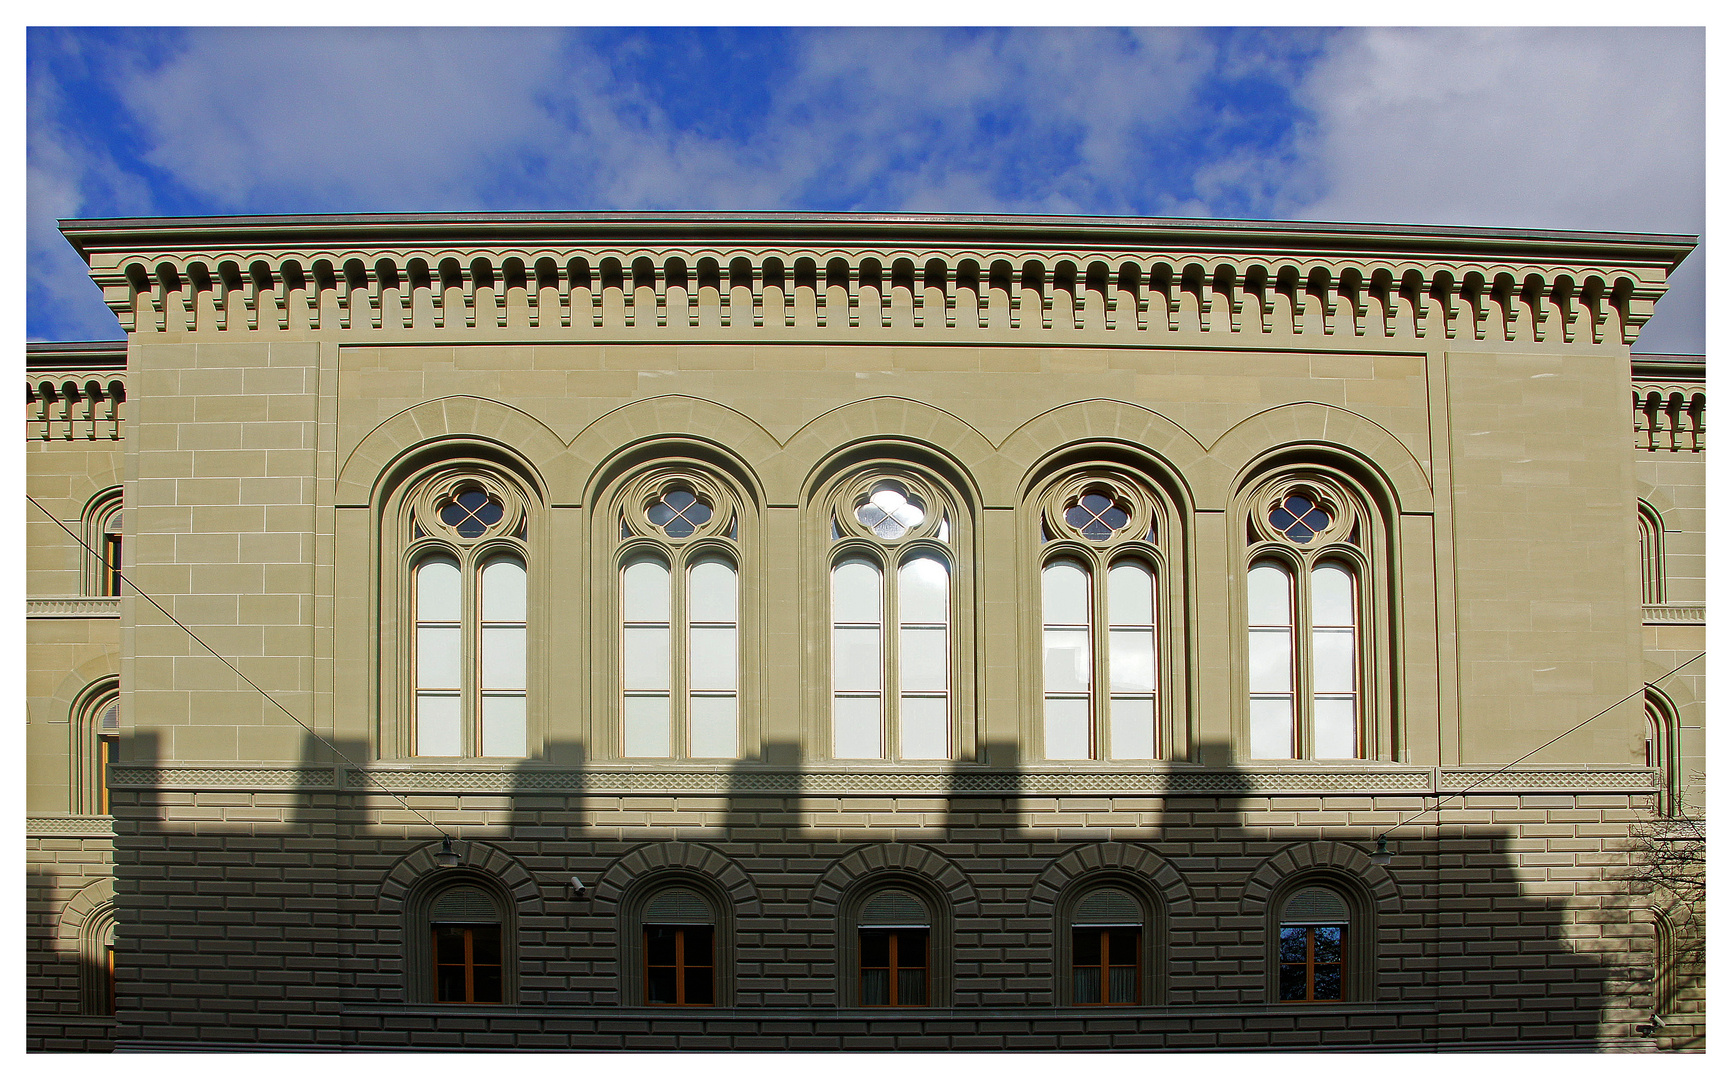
[{"left": 61, "top": 213, "right": 1695, "bottom": 347}]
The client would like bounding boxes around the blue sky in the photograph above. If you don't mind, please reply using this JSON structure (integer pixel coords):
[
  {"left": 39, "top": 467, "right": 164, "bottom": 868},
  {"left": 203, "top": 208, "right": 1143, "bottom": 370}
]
[{"left": 27, "top": 26, "right": 1705, "bottom": 350}]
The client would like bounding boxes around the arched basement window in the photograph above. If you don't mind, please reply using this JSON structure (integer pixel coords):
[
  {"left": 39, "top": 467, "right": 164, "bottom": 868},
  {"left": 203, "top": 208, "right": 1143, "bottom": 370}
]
[
  {"left": 1277, "top": 886, "right": 1349, "bottom": 1002},
  {"left": 430, "top": 885, "right": 504, "bottom": 1004},
  {"left": 859, "top": 888, "right": 930, "bottom": 1006},
  {"left": 1071, "top": 887, "right": 1142, "bottom": 1005},
  {"left": 643, "top": 887, "right": 715, "bottom": 1006}
]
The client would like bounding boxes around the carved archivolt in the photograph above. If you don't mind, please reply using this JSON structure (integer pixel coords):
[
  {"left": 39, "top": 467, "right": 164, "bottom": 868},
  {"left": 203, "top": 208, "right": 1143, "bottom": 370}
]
[{"left": 69, "top": 222, "right": 1685, "bottom": 347}]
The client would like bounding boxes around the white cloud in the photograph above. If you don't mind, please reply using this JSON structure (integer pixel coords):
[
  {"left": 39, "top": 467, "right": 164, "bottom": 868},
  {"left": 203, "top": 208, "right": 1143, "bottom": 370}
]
[{"left": 1282, "top": 27, "right": 1704, "bottom": 350}]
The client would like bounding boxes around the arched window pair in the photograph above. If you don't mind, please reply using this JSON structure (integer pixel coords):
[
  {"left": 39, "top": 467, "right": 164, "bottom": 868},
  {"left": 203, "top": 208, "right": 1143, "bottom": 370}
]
[
  {"left": 1243, "top": 472, "right": 1387, "bottom": 761},
  {"left": 1038, "top": 472, "right": 1168, "bottom": 760},
  {"left": 405, "top": 470, "right": 531, "bottom": 758},
  {"left": 827, "top": 471, "right": 961, "bottom": 761},
  {"left": 618, "top": 470, "right": 741, "bottom": 760}
]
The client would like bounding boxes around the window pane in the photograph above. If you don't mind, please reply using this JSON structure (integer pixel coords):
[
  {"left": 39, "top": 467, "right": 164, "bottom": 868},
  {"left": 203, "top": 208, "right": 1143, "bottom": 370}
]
[
  {"left": 899, "top": 695, "right": 949, "bottom": 760},
  {"left": 832, "top": 559, "right": 882, "bottom": 623},
  {"left": 1313, "top": 966, "right": 1342, "bottom": 1000},
  {"left": 689, "top": 626, "right": 737, "bottom": 691},
  {"left": 861, "top": 968, "right": 890, "bottom": 1006},
  {"left": 1313, "top": 926, "right": 1343, "bottom": 962},
  {"left": 1249, "top": 696, "right": 1293, "bottom": 759},
  {"left": 1044, "top": 629, "right": 1091, "bottom": 694},
  {"left": 1311, "top": 563, "right": 1355, "bottom": 627},
  {"left": 1314, "top": 697, "right": 1357, "bottom": 759},
  {"left": 646, "top": 967, "right": 678, "bottom": 1005},
  {"left": 1109, "top": 696, "right": 1155, "bottom": 759},
  {"left": 684, "top": 964, "right": 715, "bottom": 1005},
  {"left": 1312, "top": 627, "right": 1355, "bottom": 694},
  {"left": 1107, "top": 563, "right": 1154, "bottom": 624},
  {"left": 623, "top": 695, "right": 671, "bottom": 757},
  {"left": 1107, "top": 966, "right": 1137, "bottom": 1004},
  {"left": 472, "top": 966, "right": 503, "bottom": 1004},
  {"left": 645, "top": 926, "right": 677, "bottom": 965},
  {"left": 622, "top": 558, "right": 671, "bottom": 622},
  {"left": 480, "top": 557, "right": 526, "bottom": 622},
  {"left": 1279, "top": 927, "right": 1309, "bottom": 962},
  {"left": 1248, "top": 628, "right": 1292, "bottom": 692},
  {"left": 900, "top": 627, "right": 948, "bottom": 693},
  {"left": 898, "top": 930, "right": 927, "bottom": 966},
  {"left": 688, "top": 695, "right": 737, "bottom": 758},
  {"left": 1074, "top": 967, "right": 1102, "bottom": 1004},
  {"left": 1045, "top": 697, "right": 1091, "bottom": 759},
  {"left": 481, "top": 626, "right": 526, "bottom": 690},
  {"left": 898, "top": 555, "right": 949, "bottom": 624},
  {"left": 1247, "top": 563, "right": 1292, "bottom": 626},
  {"left": 623, "top": 627, "right": 671, "bottom": 690},
  {"left": 861, "top": 929, "right": 890, "bottom": 967},
  {"left": 1279, "top": 963, "right": 1308, "bottom": 1001},
  {"left": 417, "top": 626, "right": 461, "bottom": 690},
  {"left": 1042, "top": 560, "right": 1090, "bottom": 626},
  {"left": 897, "top": 969, "right": 927, "bottom": 1006},
  {"left": 833, "top": 627, "right": 882, "bottom": 692},
  {"left": 1107, "top": 929, "right": 1139, "bottom": 966},
  {"left": 481, "top": 694, "right": 526, "bottom": 758},
  {"left": 417, "top": 558, "right": 461, "bottom": 622},
  {"left": 436, "top": 966, "right": 468, "bottom": 1003},
  {"left": 469, "top": 925, "right": 502, "bottom": 965},
  {"left": 1108, "top": 628, "right": 1155, "bottom": 692},
  {"left": 416, "top": 693, "right": 461, "bottom": 756},
  {"left": 833, "top": 695, "right": 882, "bottom": 758},
  {"left": 1073, "top": 929, "right": 1102, "bottom": 965},
  {"left": 434, "top": 927, "right": 467, "bottom": 964},
  {"left": 688, "top": 559, "right": 737, "bottom": 623}
]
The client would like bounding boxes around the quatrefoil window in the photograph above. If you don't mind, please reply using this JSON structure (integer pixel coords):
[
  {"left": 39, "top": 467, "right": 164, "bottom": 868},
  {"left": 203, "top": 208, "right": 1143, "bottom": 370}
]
[
  {"left": 439, "top": 489, "right": 506, "bottom": 539},
  {"left": 1064, "top": 492, "right": 1132, "bottom": 541},
  {"left": 648, "top": 489, "right": 714, "bottom": 538},
  {"left": 1269, "top": 494, "right": 1331, "bottom": 544},
  {"left": 855, "top": 482, "right": 927, "bottom": 540}
]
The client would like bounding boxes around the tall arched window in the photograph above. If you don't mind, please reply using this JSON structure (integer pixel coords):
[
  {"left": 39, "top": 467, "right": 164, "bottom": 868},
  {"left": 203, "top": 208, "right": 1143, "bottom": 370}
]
[
  {"left": 827, "top": 471, "right": 958, "bottom": 761},
  {"left": 617, "top": 469, "right": 741, "bottom": 759},
  {"left": 1638, "top": 501, "right": 1665, "bottom": 605},
  {"left": 1644, "top": 689, "right": 1680, "bottom": 816},
  {"left": 400, "top": 468, "right": 533, "bottom": 758},
  {"left": 83, "top": 490, "right": 123, "bottom": 596},
  {"left": 1037, "top": 471, "right": 1168, "bottom": 760},
  {"left": 74, "top": 681, "right": 120, "bottom": 815},
  {"left": 1242, "top": 471, "right": 1386, "bottom": 761}
]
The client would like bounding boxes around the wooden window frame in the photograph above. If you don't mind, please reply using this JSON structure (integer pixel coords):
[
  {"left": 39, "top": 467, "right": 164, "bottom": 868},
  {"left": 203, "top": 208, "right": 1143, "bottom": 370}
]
[
  {"left": 431, "top": 923, "right": 505, "bottom": 1004},
  {"left": 859, "top": 928, "right": 929, "bottom": 1007},
  {"left": 1277, "top": 924, "right": 1345, "bottom": 1003},
  {"left": 1265, "top": 875, "right": 1374, "bottom": 1004},
  {"left": 643, "top": 924, "right": 716, "bottom": 1006},
  {"left": 1070, "top": 926, "right": 1141, "bottom": 1005}
]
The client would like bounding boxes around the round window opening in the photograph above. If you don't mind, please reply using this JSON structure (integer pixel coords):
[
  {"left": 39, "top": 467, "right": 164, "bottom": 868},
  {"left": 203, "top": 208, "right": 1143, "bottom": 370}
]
[
  {"left": 648, "top": 488, "right": 714, "bottom": 538},
  {"left": 439, "top": 489, "right": 505, "bottom": 538},
  {"left": 855, "top": 482, "right": 926, "bottom": 540},
  {"left": 1064, "top": 491, "right": 1131, "bottom": 540},
  {"left": 1269, "top": 493, "right": 1331, "bottom": 544}
]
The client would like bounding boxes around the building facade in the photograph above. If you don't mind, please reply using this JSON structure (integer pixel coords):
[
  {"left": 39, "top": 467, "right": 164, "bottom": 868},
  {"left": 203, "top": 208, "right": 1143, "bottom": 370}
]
[{"left": 26, "top": 213, "right": 1704, "bottom": 1051}]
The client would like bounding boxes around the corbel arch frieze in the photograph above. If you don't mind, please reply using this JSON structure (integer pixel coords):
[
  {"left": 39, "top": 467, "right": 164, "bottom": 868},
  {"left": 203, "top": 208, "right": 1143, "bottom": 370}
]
[
  {"left": 336, "top": 396, "right": 567, "bottom": 507},
  {"left": 783, "top": 398, "right": 998, "bottom": 508},
  {"left": 377, "top": 838, "right": 545, "bottom": 915},
  {"left": 1206, "top": 403, "right": 1432, "bottom": 514},
  {"left": 1000, "top": 400, "right": 1208, "bottom": 507},
  {"left": 568, "top": 396, "right": 778, "bottom": 507}
]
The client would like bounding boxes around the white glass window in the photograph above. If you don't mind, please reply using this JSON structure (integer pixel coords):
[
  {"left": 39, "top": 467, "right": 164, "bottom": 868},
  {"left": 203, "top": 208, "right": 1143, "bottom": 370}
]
[
  {"left": 415, "top": 557, "right": 463, "bottom": 756},
  {"left": 898, "top": 554, "right": 950, "bottom": 760},
  {"left": 1043, "top": 559, "right": 1093, "bottom": 759},
  {"left": 688, "top": 557, "right": 739, "bottom": 759},
  {"left": 833, "top": 558, "right": 885, "bottom": 758},
  {"left": 414, "top": 550, "right": 530, "bottom": 759},
  {"left": 1248, "top": 562, "right": 1295, "bottom": 759},
  {"left": 622, "top": 557, "right": 673, "bottom": 757},
  {"left": 1043, "top": 556, "right": 1159, "bottom": 761},
  {"left": 620, "top": 548, "right": 740, "bottom": 761},
  {"left": 1310, "top": 563, "right": 1357, "bottom": 759},
  {"left": 1247, "top": 558, "right": 1359, "bottom": 760}
]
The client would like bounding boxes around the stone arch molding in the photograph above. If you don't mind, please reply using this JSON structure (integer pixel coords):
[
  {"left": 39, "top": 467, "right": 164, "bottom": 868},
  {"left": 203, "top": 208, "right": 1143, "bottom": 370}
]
[
  {"left": 1027, "top": 842, "right": 1194, "bottom": 919},
  {"left": 592, "top": 841, "right": 761, "bottom": 917},
  {"left": 569, "top": 396, "right": 781, "bottom": 504},
  {"left": 809, "top": 842, "right": 978, "bottom": 917},
  {"left": 1241, "top": 840, "right": 1400, "bottom": 912},
  {"left": 40, "top": 656, "right": 121, "bottom": 728},
  {"left": 1002, "top": 400, "right": 1210, "bottom": 504},
  {"left": 57, "top": 877, "right": 116, "bottom": 948},
  {"left": 378, "top": 838, "right": 545, "bottom": 915},
  {"left": 782, "top": 398, "right": 1000, "bottom": 508},
  {"left": 336, "top": 396, "right": 569, "bottom": 507},
  {"left": 1208, "top": 402, "right": 1433, "bottom": 513}
]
